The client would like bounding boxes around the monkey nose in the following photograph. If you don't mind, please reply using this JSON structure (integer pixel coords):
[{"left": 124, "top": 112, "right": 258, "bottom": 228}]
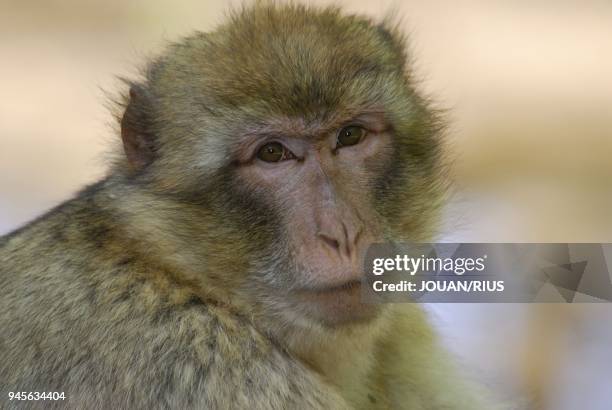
[{"left": 316, "top": 220, "right": 364, "bottom": 259}]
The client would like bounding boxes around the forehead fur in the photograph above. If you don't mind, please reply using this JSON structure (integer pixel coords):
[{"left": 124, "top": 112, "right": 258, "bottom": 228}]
[{"left": 149, "top": 3, "right": 410, "bottom": 120}]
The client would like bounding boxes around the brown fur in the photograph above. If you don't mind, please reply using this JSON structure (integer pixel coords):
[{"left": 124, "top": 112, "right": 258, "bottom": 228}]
[{"left": 1, "top": 3, "right": 487, "bottom": 409}]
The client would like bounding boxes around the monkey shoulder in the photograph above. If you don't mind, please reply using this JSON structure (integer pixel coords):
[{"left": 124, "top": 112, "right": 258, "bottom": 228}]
[{"left": 0, "top": 258, "right": 346, "bottom": 409}]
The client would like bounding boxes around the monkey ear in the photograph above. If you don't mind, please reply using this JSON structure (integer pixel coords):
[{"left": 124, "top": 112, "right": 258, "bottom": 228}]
[{"left": 120, "top": 84, "right": 156, "bottom": 171}]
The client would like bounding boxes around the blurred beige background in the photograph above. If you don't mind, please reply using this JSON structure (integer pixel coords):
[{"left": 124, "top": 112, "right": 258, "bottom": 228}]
[{"left": 1, "top": 1, "right": 611, "bottom": 409}]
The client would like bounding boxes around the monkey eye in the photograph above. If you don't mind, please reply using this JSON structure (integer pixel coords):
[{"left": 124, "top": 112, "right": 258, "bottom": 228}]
[
  {"left": 336, "top": 126, "right": 367, "bottom": 148},
  {"left": 256, "top": 142, "right": 295, "bottom": 163}
]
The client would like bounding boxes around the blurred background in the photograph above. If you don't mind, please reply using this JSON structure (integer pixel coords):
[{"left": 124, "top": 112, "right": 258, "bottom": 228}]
[{"left": 1, "top": 0, "right": 611, "bottom": 408}]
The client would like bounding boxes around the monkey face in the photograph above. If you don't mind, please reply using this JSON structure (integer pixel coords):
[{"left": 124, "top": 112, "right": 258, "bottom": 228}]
[{"left": 119, "top": 6, "right": 445, "bottom": 330}]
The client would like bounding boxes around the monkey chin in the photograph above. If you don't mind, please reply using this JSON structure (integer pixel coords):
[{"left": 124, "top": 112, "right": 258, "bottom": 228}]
[{"left": 294, "top": 280, "right": 382, "bottom": 327}]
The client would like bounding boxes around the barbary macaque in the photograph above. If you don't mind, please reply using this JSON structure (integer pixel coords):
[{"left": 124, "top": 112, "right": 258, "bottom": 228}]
[{"left": 1, "top": 3, "right": 491, "bottom": 409}]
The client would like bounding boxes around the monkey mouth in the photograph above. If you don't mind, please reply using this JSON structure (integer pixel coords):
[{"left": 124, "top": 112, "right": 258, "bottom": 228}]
[
  {"left": 298, "top": 279, "right": 362, "bottom": 295},
  {"left": 293, "top": 278, "right": 379, "bottom": 325}
]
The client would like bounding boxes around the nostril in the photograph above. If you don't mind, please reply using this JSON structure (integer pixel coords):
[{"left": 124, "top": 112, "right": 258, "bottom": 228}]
[
  {"left": 318, "top": 233, "right": 340, "bottom": 251},
  {"left": 353, "top": 225, "right": 364, "bottom": 247}
]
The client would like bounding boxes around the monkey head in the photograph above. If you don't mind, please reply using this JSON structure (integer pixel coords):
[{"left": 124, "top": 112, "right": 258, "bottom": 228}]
[{"left": 115, "top": 4, "right": 445, "bottom": 331}]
